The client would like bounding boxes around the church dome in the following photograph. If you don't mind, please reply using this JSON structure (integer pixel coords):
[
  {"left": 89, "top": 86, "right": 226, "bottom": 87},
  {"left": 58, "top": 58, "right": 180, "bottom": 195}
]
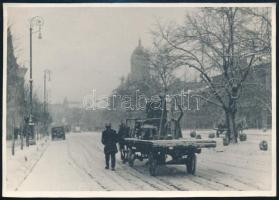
[
  {"left": 131, "top": 39, "right": 149, "bottom": 60},
  {"left": 130, "top": 39, "right": 150, "bottom": 81}
]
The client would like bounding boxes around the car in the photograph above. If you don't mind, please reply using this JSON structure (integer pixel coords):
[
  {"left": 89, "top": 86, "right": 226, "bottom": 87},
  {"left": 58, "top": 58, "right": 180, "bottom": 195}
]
[{"left": 51, "top": 126, "right": 66, "bottom": 140}]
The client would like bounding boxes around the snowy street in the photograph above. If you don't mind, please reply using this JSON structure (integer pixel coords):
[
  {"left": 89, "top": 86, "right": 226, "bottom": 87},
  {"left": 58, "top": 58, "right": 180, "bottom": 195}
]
[{"left": 6, "top": 130, "right": 272, "bottom": 192}]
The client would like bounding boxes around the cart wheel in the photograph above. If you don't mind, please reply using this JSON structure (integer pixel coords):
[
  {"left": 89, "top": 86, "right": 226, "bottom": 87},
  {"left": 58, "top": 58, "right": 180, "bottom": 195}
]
[
  {"left": 148, "top": 153, "right": 158, "bottom": 176},
  {"left": 128, "top": 149, "right": 135, "bottom": 167},
  {"left": 186, "top": 154, "right": 197, "bottom": 175}
]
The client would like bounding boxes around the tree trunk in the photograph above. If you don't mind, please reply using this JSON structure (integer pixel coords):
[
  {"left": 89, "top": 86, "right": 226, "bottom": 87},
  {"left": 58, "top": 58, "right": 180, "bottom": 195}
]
[{"left": 225, "top": 110, "right": 238, "bottom": 143}]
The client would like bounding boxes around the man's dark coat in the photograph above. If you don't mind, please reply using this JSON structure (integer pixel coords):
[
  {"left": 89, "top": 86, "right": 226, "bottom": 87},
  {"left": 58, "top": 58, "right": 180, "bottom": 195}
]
[{"left": 101, "top": 128, "right": 118, "bottom": 154}]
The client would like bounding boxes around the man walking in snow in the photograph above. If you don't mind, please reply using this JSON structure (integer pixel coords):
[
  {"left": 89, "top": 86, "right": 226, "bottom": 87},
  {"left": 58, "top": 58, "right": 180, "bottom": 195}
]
[{"left": 101, "top": 122, "right": 118, "bottom": 171}]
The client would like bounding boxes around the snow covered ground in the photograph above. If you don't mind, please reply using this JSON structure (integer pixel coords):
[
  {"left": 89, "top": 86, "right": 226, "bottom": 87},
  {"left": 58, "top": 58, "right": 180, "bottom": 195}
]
[
  {"left": 5, "top": 137, "right": 50, "bottom": 191},
  {"left": 4, "top": 129, "right": 274, "bottom": 195}
]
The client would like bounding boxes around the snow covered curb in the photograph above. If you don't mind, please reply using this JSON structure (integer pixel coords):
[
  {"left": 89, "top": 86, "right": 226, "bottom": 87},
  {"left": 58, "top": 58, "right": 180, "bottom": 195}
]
[{"left": 5, "top": 137, "right": 50, "bottom": 191}]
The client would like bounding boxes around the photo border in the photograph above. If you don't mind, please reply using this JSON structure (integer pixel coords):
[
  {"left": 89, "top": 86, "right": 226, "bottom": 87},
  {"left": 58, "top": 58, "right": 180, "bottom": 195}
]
[{"left": 2, "top": 2, "right": 277, "bottom": 198}]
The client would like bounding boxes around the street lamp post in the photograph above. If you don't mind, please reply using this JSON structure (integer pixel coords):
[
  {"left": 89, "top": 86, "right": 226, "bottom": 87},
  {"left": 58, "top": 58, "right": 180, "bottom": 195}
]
[{"left": 28, "top": 16, "right": 44, "bottom": 146}]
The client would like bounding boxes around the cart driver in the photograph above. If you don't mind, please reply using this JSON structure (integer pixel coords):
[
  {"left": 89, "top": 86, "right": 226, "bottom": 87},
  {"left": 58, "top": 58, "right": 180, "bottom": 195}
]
[
  {"left": 101, "top": 122, "right": 118, "bottom": 171},
  {"left": 118, "top": 121, "right": 129, "bottom": 160}
]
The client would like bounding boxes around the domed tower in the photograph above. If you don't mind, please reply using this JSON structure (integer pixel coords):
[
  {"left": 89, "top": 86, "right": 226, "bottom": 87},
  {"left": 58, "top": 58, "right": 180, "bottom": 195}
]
[{"left": 130, "top": 39, "right": 150, "bottom": 81}]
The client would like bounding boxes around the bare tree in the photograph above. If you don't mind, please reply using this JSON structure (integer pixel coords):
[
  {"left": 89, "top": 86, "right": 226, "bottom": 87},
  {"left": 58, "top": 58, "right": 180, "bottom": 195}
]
[
  {"left": 155, "top": 7, "right": 271, "bottom": 143},
  {"left": 148, "top": 38, "right": 184, "bottom": 94},
  {"left": 148, "top": 38, "right": 186, "bottom": 138},
  {"left": 240, "top": 7, "right": 272, "bottom": 115}
]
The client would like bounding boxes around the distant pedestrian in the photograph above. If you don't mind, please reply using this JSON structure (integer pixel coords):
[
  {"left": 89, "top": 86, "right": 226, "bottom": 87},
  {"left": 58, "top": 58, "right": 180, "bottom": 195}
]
[{"left": 101, "top": 122, "right": 118, "bottom": 171}]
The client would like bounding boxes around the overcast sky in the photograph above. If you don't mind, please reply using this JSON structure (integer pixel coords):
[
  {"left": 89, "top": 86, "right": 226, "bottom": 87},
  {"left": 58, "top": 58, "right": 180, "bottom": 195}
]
[{"left": 6, "top": 5, "right": 197, "bottom": 104}]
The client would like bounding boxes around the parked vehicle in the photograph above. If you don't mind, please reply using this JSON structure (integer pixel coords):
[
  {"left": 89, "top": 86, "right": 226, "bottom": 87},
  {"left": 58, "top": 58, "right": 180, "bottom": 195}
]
[{"left": 124, "top": 118, "right": 216, "bottom": 176}]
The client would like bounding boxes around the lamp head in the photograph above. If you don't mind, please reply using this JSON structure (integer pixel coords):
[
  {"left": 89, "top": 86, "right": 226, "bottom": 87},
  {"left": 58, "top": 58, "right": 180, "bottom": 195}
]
[
  {"left": 30, "top": 16, "right": 44, "bottom": 39},
  {"left": 38, "top": 25, "right": 42, "bottom": 39}
]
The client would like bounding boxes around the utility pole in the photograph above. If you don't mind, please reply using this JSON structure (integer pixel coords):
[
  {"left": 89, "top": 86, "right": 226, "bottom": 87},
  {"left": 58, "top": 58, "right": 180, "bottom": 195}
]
[{"left": 28, "top": 16, "right": 44, "bottom": 146}]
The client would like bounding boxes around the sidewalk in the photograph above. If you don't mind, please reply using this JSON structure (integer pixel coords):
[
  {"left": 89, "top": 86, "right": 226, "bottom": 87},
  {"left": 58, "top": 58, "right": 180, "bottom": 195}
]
[{"left": 5, "top": 136, "right": 50, "bottom": 191}]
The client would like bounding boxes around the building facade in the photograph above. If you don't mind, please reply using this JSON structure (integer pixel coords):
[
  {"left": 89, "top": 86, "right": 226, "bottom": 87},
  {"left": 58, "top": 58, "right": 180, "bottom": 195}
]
[{"left": 182, "top": 62, "right": 272, "bottom": 129}]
